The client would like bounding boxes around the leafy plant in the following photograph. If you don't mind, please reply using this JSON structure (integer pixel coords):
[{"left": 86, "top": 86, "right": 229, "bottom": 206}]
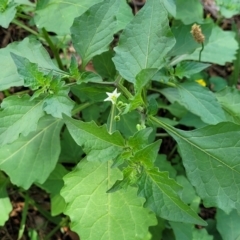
[{"left": 0, "top": 0, "right": 240, "bottom": 239}]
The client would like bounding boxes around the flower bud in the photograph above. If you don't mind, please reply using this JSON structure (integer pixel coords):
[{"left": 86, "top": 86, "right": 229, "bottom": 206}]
[{"left": 191, "top": 24, "right": 205, "bottom": 44}]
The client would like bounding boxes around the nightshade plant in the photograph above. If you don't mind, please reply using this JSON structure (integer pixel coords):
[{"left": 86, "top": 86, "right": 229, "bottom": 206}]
[{"left": 0, "top": 0, "right": 240, "bottom": 239}]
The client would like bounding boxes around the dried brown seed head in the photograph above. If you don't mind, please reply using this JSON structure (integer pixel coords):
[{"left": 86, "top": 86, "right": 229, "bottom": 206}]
[{"left": 191, "top": 24, "right": 205, "bottom": 44}]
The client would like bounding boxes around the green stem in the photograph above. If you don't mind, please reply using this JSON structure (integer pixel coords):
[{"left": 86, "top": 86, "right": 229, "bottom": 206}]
[
  {"left": 115, "top": 81, "right": 133, "bottom": 99},
  {"left": 18, "top": 192, "right": 30, "bottom": 240},
  {"left": 71, "top": 102, "right": 92, "bottom": 115},
  {"left": 108, "top": 104, "right": 116, "bottom": 134},
  {"left": 199, "top": 43, "right": 204, "bottom": 62},
  {"left": 229, "top": 22, "right": 240, "bottom": 86},
  {"left": 168, "top": 144, "right": 177, "bottom": 160},
  {"left": 16, "top": 12, "right": 31, "bottom": 20},
  {"left": 44, "top": 220, "right": 63, "bottom": 240},
  {"left": 42, "top": 28, "right": 64, "bottom": 70},
  {"left": 12, "top": 19, "right": 39, "bottom": 36},
  {"left": 156, "top": 133, "right": 169, "bottom": 137}
]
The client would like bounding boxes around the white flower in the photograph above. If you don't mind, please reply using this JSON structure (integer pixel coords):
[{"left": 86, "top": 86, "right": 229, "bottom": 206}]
[{"left": 104, "top": 88, "right": 121, "bottom": 104}]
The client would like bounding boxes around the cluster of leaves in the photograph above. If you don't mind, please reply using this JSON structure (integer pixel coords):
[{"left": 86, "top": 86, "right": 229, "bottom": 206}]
[{"left": 0, "top": 0, "right": 240, "bottom": 239}]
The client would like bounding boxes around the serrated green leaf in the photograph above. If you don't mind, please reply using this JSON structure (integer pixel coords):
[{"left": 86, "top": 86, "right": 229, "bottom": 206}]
[
  {"left": 63, "top": 115, "right": 125, "bottom": 162},
  {"left": 113, "top": 0, "right": 175, "bottom": 83},
  {"left": 128, "top": 128, "right": 153, "bottom": 152},
  {"left": 131, "top": 141, "right": 161, "bottom": 168},
  {"left": 10, "top": 53, "right": 46, "bottom": 90},
  {"left": 43, "top": 91, "right": 75, "bottom": 119},
  {"left": 71, "top": 0, "right": 120, "bottom": 68},
  {"left": 175, "top": 0, "right": 203, "bottom": 24},
  {"left": 0, "top": 37, "right": 62, "bottom": 91},
  {"left": 155, "top": 155, "right": 177, "bottom": 179},
  {"left": 34, "top": 0, "right": 103, "bottom": 35},
  {"left": 38, "top": 164, "right": 68, "bottom": 216},
  {"left": 157, "top": 119, "right": 240, "bottom": 213},
  {"left": 0, "top": 116, "right": 63, "bottom": 189},
  {"left": 216, "top": 209, "right": 240, "bottom": 240},
  {"left": 175, "top": 61, "right": 210, "bottom": 79},
  {"left": 78, "top": 71, "right": 102, "bottom": 84},
  {"left": 176, "top": 82, "right": 226, "bottom": 124},
  {"left": 0, "top": 174, "right": 12, "bottom": 226},
  {"left": 0, "top": 95, "right": 45, "bottom": 146},
  {"left": 92, "top": 51, "right": 116, "bottom": 79},
  {"left": 0, "top": 1, "right": 17, "bottom": 28},
  {"left": 115, "top": 0, "right": 133, "bottom": 32},
  {"left": 61, "top": 160, "right": 157, "bottom": 240},
  {"left": 138, "top": 168, "right": 206, "bottom": 225}
]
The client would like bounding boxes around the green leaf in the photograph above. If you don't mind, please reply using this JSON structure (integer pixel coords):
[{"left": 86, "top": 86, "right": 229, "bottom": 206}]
[
  {"left": 176, "top": 82, "right": 226, "bottom": 124},
  {"left": 63, "top": 115, "right": 125, "bottom": 162},
  {"left": 137, "top": 168, "right": 206, "bottom": 225},
  {"left": 43, "top": 90, "right": 75, "bottom": 119},
  {"left": 77, "top": 71, "right": 102, "bottom": 84},
  {"left": 10, "top": 52, "right": 46, "bottom": 90},
  {"left": 0, "top": 116, "right": 63, "bottom": 189},
  {"left": 71, "top": 0, "right": 120, "bottom": 68},
  {"left": 0, "top": 1, "right": 17, "bottom": 28},
  {"left": 0, "top": 95, "right": 45, "bottom": 146},
  {"left": 131, "top": 141, "right": 161, "bottom": 168},
  {"left": 175, "top": 0, "right": 203, "bottom": 24},
  {"left": 71, "top": 83, "right": 113, "bottom": 102},
  {"left": 113, "top": 0, "right": 175, "bottom": 83},
  {"left": 128, "top": 128, "right": 153, "bottom": 152},
  {"left": 216, "top": 0, "right": 240, "bottom": 18},
  {"left": 170, "top": 222, "right": 213, "bottom": 240},
  {"left": 183, "top": 24, "right": 238, "bottom": 65},
  {"left": 61, "top": 160, "right": 157, "bottom": 240},
  {"left": 92, "top": 51, "right": 116, "bottom": 79},
  {"left": 175, "top": 61, "right": 210, "bottom": 79},
  {"left": 38, "top": 164, "right": 68, "bottom": 216},
  {"left": 115, "top": 0, "right": 133, "bottom": 32},
  {"left": 215, "top": 87, "right": 240, "bottom": 121},
  {"left": 209, "top": 76, "right": 227, "bottom": 92},
  {"left": 34, "top": 0, "right": 103, "bottom": 35},
  {"left": 0, "top": 37, "right": 62, "bottom": 91},
  {"left": 158, "top": 120, "right": 240, "bottom": 213},
  {"left": 216, "top": 209, "right": 240, "bottom": 240},
  {"left": 0, "top": 173, "right": 12, "bottom": 226},
  {"left": 59, "top": 128, "right": 83, "bottom": 164}
]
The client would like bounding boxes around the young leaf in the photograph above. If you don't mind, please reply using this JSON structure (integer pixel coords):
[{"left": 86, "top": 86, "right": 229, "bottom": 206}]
[
  {"left": 61, "top": 160, "right": 157, "bottom": 240},
  {"left": 10, "top": 53, "right": 46, "bottom": 90},
  {"left": 113, "top": 0, "right": 175, "bottom": 83},
  {"left": 0, "top": 116, "right": 63, "bottom": 189},
  {"left": 155, "top": 119, "right": 240, "bottom": 214},
  {"left": 34, "top": 0, "right": 103, "bottom": 35},
  {"left": 176, "top": 82, "right": 226, "bottom": 124},
  {"left": 43, "top": 90, "right": 75, "bottom": 119},
  {"left": 216, "top": 209, "right": 240, "bottom": 240},
  {"left": 137, "top": 168, "right": 206, "bottom": 226},
  {"left": 0, "top": 37, "right": 62, "bottom": 90},
  {"left": 131, "top": 141, "right": 161, "bottom": 168},
  {"left": 63, "top": 115, "right": 125, "bottom": 162},
  {"left": 71, "top": 0, "right": 120, "bottom": 68},
  {"left": 175, "top": 61, "right": 210, "bottom": 79},
  {"left": 0, "top": 95, "right": 45, "bottom": 146}
]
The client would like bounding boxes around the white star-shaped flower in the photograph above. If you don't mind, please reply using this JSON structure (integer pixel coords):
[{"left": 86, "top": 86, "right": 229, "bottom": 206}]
[{"left": 104, "top": 88, "right": 121, "bottom": 104}]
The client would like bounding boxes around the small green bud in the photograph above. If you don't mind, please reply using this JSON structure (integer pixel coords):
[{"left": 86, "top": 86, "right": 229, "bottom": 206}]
[
  {"left": 136, "top": 124, "right": 146, "bottom": 131},
  {"left": 114, "top": 116, "right": 120, "bottom": 121}
]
